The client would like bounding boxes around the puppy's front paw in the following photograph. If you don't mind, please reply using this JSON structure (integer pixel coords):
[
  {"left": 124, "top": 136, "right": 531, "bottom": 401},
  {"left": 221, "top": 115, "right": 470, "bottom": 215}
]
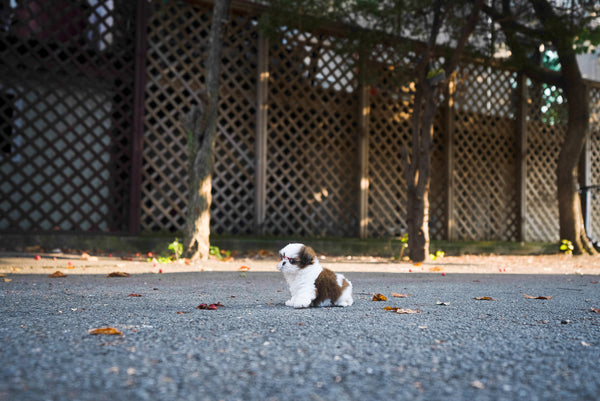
[
  {"left": 293, "top": 298, "right": 312, "bottom": 309},
  {"left": 285, "top": 299, "right": 294, "bottom": 307}
]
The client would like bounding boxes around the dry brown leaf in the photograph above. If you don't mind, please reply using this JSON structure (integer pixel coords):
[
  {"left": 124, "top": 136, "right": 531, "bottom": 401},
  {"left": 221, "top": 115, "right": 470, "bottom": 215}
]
[
  {"left": 372, "top": 293, "right": 387, "bottom": 301},
  {"left": 4, "top": 278, "right": 12, "bottom": 283},
  {"left": 89, "top": 327, "right": 122, "bottom": 335},
  {"left": 238, "top": 265, "right": 251, "bottom": 271},
  {"left": 391, "top": 293, "right": 410, "bottom": 298},
  {"left": 107, "top": 272, "right": 130, "bottom": 277},
  {"left": 523, "top": 294, "right": 552, "bottom": 300},
  {"left": 383, "top": 306, "right": 420, "bottom": 314},
  {"left": 128, "top": 293, "right": 142, "bottom": 297},
  {"left": 48, "top": 271, "right": 66, "bottom": 278},
  {"left": 428, "top": 266, "right": 443, "bottom": 272},
  {"left": 474, "top": 296, "right": 495, "bottom": 301},
  {"left": 590, "top": 307, "right": 600, "bottom": 314}
]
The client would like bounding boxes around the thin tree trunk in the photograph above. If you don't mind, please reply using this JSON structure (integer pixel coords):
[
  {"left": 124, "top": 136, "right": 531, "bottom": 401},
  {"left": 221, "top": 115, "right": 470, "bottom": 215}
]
[
  {"left": 403, "top": 0, "right": 483, "bottom": 262},
  {"left": 184, "top": 0, "right": 232, "bottom": 261},
  {"left": 557, "top": 55, "right": 597, "bottom": 254}
]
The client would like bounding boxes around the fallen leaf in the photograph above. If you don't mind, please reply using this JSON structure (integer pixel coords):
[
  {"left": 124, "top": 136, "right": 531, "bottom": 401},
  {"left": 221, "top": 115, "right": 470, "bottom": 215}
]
[
  {"left": 413, "top": 262, "right": 422, "bottom": 267},
  {"left": 4, "top": 278, "right": 12, "bottom": 283},
  {"left": 372, "top": 293, "right": 387, "bottom": 301},
  {"left": 590, "top": 308, "right": 600, "bottom": 314},
  {"left": 396, "top": 308, "right": 420, "bottom": 314},
  {"left": 383, "top": 306, "right": 420, "bottom": 314},
  {"left": 391, "top": 293, "right": 410, "bottom": 298},
  {"left": 428, "top": 266, "right": 443, "bottom": 272},
  {"left": 89, "top": 327, "right": 122, "bottom": 335},
  {"left": 581, "top": 341, "right": 591, "bottom": 347},
  {"left": 471, "top": 380, "right": 485, "bottom": 389},
  {"left": 107, "top": 272, "right": 130, "bottom": 277},
  {"left": 474, "top": 296, "right": 495, "bottom": 301},
  {"left": 523, "top": 294, "right": 552, "bottom": 300},
  {"left": 196, "top": 302, "right": 224, "bottom": 310},
  {"left": 238, "top": 265, "right": 251, "bottom": 271},
  {"left": 128, "top": 293, "right": 142, "bottom": 297},
  {"left": 48, "top": 271, "right": 67, "bottom": 278},
  {"left": 184, "top": 258, "right": 192, "bottom": 265},
  {"left": 590, "top": 281, "right": 599, "bottom": 284}
]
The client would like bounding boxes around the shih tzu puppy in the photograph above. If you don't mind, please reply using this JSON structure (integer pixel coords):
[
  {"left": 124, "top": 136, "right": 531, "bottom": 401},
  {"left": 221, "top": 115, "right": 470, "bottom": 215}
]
[{"left": 277, "top": 243, "right": 353, "bottom": 308}]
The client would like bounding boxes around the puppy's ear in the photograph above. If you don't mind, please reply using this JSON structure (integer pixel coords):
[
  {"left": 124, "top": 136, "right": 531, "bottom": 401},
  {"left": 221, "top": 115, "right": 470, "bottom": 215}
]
[{"left": 298, "top": 246, "right": 316, "bottom": 267}]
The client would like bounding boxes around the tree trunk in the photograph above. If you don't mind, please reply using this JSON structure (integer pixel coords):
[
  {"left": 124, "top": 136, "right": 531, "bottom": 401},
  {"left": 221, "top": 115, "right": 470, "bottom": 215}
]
[
  {"left": 183, "top": 0, "right": 232, "bottom": 261},
  {"left": 404, "top": 79, "right": 436, "bottom": 263},
  {"left": 556, "top": 55, "right": 597, "bottom": 254}
]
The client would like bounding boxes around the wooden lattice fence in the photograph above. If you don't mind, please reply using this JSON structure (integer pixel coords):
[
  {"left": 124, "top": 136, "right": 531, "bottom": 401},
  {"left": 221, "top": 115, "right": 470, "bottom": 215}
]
[
  {"left": 2, "top": 0, "right": 600, "bottom": 245},
  {"left": 0, "top": 0, "right": 137, "bottom": 233}
]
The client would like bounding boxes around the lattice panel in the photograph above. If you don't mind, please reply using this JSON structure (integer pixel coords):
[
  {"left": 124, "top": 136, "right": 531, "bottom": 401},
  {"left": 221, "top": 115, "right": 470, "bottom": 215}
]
[
  {"left": 429, "top": 109, "right": 447, "bottom": 240},
  {"left": 142, "top": 2, "right": 257, "bottom": 233},
  {"left": 367, "top": 86, "right": 411, "bottom": 237},
  {"left": 451, "top": 63, "right": 519, "bottom": 240},
  {"left": 524, "top": 81, "right": 566, "bottom": 242},
  {"left": 264, "top": 30, "right": 359, "bottom": 236},
  {"left": 0, "top": 0, "right": 136, "bottom": 233},
  {"left": 366, "top": 48, "right": 448, "bottom": 239},
  {"left": 586, "top": 86, "right": 600, "bottom": 240}
]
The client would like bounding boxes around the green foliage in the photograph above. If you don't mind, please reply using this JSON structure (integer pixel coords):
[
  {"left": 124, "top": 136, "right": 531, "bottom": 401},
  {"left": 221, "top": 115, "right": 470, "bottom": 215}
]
[
  {"left": 209, "top": 245, "right": 231, "bottom": 260},
  {"left": 559, "top": 239, "right": 574, "bottom": 255},
  {"left": 429, "top": 250, "right": 445, "bottom": 261},
  {"left": 169, "top": 238, "right": 183, "bottom": 260},
  {"left": 389, "top": 233, "right": 409, "bottom": 260}
]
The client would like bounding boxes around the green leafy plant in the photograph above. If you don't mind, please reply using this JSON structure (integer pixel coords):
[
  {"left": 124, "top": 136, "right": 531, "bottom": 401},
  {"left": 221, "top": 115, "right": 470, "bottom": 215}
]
[
  {"left": 389, "top": 233, "right": 409, "bottom": 260},
  {"left": 560, "top": 239, "right": 574, "bottom": 255},
  {"left": 429, "top": 250, "right": 445, "bottom": 261},
  {"left": 209, "top": 245, "right": 231, "bottom": 260},
  {"left": 169, "top": 238, "right": 183, "bottom": 260}
]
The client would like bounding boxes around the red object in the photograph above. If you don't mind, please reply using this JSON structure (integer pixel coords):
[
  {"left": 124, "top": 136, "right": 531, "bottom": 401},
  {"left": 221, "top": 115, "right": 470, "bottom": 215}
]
[
  {"left": 408, "top": 269, "right": 412, "bottom": 272},
  {"left": 148, "top": 252, "right": 153, "bottom": 257},
  {"left": 159, "top": 269, "right": 163, "bottom": 273},
  {"left": 68, "top": 261, "right": 73, "bottom": 266},
  {"left": 35, "top": 255, "right": 41, "bottom": 260},
  {"left": 441, "top": 272, "right": 446, "bottom": 276}
]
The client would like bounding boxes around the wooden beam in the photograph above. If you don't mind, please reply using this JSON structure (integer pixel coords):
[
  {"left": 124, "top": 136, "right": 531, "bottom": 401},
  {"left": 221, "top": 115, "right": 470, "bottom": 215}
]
[
  {"left": 358, "top": 84, "right": 370, "bottom": 238},
  {"left": 255, "top": 32, "right": 269, "bottom": 234},
  {"left": 579, "top": 119, "right": 591, "bottom": 234},
  {"left": 444, "top": 73, "right": 456, "bottom": 240},
  {"left": 129, "top": 0, "right": 148, "bottom": 235},
  {"left": 516, "top": 72, "right": 528, "bottom": 242}
]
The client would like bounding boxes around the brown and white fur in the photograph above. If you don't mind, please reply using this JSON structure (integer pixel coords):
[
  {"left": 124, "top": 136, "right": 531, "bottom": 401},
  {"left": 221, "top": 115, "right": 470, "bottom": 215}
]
[{"left": 277, "top": 243, "right": 353, "bottom": 308}]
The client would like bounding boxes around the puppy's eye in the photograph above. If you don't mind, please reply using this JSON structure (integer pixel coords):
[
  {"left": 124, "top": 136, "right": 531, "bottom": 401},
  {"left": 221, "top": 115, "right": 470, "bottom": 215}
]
[{"left": 288, "top": 258, "right": 296, "bottom": 264}]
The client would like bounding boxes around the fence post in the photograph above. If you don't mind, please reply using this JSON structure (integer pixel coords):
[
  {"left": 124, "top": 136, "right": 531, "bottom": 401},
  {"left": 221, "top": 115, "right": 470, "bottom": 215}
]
[
  {"left": 579, "top": 106, "right": 591, "bottom": 234},
  {"left": 255, "top": 32, "right": 269, "bottom": 234},
  {"left": 358, "top": 83, "right": 370, "bottom": 239},
  {"left": 516, "top": 72, "right": 528, "bottom": 242},
  {"left": 444, "top": 73, "right": 456, "bottom": 240},
  {"left": 129, "top": 0, "right": 148, "bottom": 235}
]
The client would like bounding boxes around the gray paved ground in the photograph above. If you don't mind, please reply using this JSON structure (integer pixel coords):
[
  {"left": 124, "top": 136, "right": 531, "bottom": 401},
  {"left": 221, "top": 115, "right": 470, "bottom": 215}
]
[{"left": 1, "top": 271, "right": 599, "bottom": 400}]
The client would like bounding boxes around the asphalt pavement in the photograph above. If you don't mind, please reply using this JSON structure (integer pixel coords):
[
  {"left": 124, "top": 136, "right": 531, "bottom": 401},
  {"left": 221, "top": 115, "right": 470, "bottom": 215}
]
[{"left": 1, "top": 271, "right": 599, "bottom": 400}]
